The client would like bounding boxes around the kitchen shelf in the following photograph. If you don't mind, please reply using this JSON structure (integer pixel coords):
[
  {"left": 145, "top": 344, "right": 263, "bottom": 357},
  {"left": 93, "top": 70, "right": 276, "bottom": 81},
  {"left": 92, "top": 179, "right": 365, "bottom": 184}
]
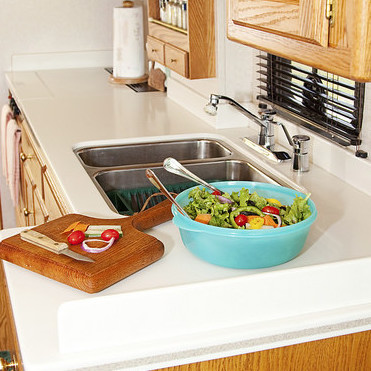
[
  {"left": 147, "top": 0, "right": 215, "bottom": 79},
  {"left": 149, "top": 18, "right": 188, "bottom": 35}
]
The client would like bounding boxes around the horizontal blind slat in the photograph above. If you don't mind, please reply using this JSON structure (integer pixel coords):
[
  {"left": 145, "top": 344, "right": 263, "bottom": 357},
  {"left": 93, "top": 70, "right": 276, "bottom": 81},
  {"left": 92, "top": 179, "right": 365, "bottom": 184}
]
[{"left": 257, "top": 53, "right": 364, "bottom": 145}]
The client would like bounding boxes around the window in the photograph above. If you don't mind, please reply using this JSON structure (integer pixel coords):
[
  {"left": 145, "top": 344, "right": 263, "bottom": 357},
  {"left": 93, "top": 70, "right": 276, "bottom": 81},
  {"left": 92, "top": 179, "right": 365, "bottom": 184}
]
[{"left": 257, "top": 53, "right": 365, "bottom": 147}]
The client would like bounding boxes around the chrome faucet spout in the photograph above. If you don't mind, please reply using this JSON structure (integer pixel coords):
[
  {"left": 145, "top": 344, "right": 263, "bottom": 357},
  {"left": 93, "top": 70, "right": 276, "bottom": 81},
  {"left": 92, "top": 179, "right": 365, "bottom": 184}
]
[
  {"left": 204, "top": 94, "right": 275, "bottom": 148},
  {"left": 205, "top": 94, "right": 264, "bottom": 127}
]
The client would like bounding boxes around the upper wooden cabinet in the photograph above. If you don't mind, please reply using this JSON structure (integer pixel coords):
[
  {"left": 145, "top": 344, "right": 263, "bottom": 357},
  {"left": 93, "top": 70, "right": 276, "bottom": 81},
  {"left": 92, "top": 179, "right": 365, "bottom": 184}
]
[
  {"left": 147, "top": 0, "right": 215, "bottom": 79},
  {"left": 227, "top": 0, "right": 371, "bottom": 82}
]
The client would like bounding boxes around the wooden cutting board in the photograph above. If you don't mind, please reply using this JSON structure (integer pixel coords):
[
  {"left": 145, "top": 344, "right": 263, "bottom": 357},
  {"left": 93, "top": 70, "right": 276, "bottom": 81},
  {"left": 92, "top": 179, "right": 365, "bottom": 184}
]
[{"left": 0, "top": 200, "right": 172, "bottom": 293}]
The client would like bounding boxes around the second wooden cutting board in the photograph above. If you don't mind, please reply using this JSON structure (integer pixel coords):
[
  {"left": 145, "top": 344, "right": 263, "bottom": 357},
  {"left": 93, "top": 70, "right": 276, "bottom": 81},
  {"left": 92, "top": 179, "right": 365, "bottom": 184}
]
[{"left": 0, "top": 200, "right": 173, "bottom": 293}]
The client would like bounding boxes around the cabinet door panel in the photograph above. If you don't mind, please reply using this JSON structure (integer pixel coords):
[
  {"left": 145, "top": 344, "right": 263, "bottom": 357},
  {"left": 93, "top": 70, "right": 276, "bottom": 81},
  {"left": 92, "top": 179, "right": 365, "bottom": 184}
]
[
  {"left": 23, "top": 163, "right": 34, "bottom": 226},
  {"left": 231, "top": 0, "right": 329, "bottom": 46},
  {"left": 34, "top": 187, "right": 49, "bottom": 225},
  {"left": 43, "top": 170, "right": 64, "bottom": 221}
]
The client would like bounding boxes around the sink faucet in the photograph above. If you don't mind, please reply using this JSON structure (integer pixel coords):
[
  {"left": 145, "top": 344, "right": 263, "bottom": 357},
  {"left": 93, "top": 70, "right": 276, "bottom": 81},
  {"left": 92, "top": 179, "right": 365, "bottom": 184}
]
[
  {"left": 204, "top": 94, "right": 277, "bottom": 149},
  {"left": 204, "top": 94, "right": 311, "bottom": 169}
]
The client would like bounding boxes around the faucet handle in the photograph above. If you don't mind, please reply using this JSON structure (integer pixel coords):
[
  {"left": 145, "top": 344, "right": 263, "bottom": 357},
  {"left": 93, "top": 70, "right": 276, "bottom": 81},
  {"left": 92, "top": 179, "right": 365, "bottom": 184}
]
[
  {"left": 276, "top": 121, "right": 294, "bottom": 147},
  {"left": 260, "top": 109, "right": 276, "bottom": 120}
]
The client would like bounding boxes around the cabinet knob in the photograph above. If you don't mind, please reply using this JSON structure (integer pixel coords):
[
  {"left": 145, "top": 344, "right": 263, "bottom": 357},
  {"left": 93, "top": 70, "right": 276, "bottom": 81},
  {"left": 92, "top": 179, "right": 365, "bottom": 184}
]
[
  {"left": 0, "top": 351, "right": 18, "bottom": 370},
  {"left": 23, "top": 208, "right": 33, "bottom": 216},
  {"left": 20, "top": 152, "right": 33, "bottom": 162},
  {"left": 170, "top": 58, "right": 177, "bottom": 63},
  {"left": 151, "top": 48, "right": 157, "bottom": 52}
]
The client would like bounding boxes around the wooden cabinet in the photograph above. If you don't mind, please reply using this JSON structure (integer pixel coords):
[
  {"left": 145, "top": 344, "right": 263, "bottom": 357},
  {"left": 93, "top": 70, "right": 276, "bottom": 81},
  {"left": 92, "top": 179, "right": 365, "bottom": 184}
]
[
  {"left": 147, "top": 0, "right": 215, "bottom": 79},
  {"left": 227, "top": 0, "right": 371, "bottom": 82},
  {"left": 16, "top": 117, "right": 69, "bottom": 227}
]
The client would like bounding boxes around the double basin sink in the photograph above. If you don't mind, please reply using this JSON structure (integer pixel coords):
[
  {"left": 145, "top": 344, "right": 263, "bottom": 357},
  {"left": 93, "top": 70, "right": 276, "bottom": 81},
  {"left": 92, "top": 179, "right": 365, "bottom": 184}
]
[{"left": 75, "top": 137, "right": 285, "bottom": 215}]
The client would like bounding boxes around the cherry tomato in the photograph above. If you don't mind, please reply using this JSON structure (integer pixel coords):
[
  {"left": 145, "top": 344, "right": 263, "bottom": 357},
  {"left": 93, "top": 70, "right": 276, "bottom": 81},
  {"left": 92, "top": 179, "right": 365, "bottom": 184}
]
[
  {"left": 234, "top": 214, "right": 248, "bottom": 227},
  {"left": 101, "top": 229, "right": 120, "bottom": 241},
  {"left": 67, "top": 230, "right": 85, "bottom": 245},
  {"left": 262, "top": 205, "right": 280, "bottom": 215},
  {"left": 212, "top": 190, "right": 221, "bottom": 196}
]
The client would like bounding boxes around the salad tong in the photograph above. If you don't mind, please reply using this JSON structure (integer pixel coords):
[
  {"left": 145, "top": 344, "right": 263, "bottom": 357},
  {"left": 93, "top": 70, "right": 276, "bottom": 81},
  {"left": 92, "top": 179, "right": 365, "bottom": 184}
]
[{"left": 162, "top": 157, "right": 222, "bottom": 194}]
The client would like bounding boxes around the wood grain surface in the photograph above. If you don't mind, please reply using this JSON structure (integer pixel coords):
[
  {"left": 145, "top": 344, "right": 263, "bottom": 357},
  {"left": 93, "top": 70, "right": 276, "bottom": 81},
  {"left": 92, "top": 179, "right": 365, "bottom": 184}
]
[
  {"left": 161, "top": 330, "right": 371, "bottom": 370},
  {"left": 230, "top": 0, "right": 330, "bottom": 45},
  {"left": 0, "top": 200, "right": 172, "bottom": 293},
  {"left": 0, "top": 261, "right": 23, "bottom": 370},
  {"left": 227, "top": 0, "right": 371, "bottom": 81}
]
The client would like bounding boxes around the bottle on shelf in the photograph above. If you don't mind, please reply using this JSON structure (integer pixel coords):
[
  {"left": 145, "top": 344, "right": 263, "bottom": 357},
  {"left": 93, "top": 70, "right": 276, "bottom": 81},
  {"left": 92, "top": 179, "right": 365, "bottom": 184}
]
[
  {"left": 159, "top": 0, "right": 165, "bottom": 22},
  {"left": 165, "top": 0, "right": 171, "bottom": 24},
  {"left": 181, "top": 0, "right": 187, "bottom": 30},
  {"left": 157, "top": 0, "right": 187, "bottom": 31},
  {"left": 175, "top": 0, "right": 182, "bottom": 28},
  {"left": 169, "top": 0, "right": 177, "bottom": 26}
]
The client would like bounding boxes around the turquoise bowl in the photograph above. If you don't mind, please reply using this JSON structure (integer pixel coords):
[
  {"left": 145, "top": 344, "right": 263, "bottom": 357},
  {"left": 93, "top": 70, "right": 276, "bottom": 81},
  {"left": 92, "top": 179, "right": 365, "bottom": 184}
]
[{"left": 172, "top": 181, "right": 317, "bottom": 269}]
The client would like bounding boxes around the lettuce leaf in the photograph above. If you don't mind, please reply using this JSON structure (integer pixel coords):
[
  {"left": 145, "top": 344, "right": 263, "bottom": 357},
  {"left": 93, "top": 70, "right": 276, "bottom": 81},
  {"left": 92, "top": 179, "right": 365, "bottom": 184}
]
[{"left": 282, "top": 193, "right": 312, "bottom": 225}]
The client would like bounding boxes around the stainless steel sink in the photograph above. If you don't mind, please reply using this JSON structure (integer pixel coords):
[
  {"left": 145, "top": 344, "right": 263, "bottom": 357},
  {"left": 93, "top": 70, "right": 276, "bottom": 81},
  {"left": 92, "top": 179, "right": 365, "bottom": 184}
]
[
  {"left": 75, "top": 137, "right": 291, "bottom": 215},
  {"left": 93, "top": 160, "right": 281, "bottom": 215},
  {"left": 75, "top": 139, "right": 232, "bottom": 168}
]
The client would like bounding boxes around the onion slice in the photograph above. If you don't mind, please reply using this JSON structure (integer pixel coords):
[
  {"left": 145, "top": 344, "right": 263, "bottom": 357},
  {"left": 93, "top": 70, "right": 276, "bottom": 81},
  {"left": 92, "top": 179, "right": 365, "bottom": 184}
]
[
  {"left": 81, "top": 237, "right": 115, "bottom": 253},
  {"left": 216, "top": 195, "right": 234, "bottom": 204},
  {"left": 263, "top": 212, "right": 282, "bottom": 228}
]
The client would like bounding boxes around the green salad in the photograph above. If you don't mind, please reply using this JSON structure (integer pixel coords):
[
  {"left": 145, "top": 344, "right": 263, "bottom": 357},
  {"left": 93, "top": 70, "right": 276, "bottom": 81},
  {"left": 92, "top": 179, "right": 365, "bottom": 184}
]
[{"left": 183, "top": 187, "right": 312, "bottom": 230}]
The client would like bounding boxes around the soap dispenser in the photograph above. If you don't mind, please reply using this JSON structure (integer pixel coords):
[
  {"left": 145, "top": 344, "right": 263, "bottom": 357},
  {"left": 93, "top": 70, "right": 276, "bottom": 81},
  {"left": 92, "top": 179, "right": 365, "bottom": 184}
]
[{"left": 292, "top": 135, "right": 310, "bottom": 172}]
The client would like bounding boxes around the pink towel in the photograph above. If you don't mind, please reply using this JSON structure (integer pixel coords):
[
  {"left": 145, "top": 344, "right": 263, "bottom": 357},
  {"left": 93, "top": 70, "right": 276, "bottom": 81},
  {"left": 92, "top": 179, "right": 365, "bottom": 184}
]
[
  {"left": 1, "top": 104, "right": 14, "bottom": 179},
  {"left": 6, "top": 119, "right": 21, "bottom": 206}
]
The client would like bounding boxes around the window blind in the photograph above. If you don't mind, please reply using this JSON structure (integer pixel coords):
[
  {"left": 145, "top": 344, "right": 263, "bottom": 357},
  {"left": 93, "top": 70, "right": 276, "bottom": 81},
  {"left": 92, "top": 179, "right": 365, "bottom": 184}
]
[{"left": 257, "top": 53, "right": 365, "bottom": 147}]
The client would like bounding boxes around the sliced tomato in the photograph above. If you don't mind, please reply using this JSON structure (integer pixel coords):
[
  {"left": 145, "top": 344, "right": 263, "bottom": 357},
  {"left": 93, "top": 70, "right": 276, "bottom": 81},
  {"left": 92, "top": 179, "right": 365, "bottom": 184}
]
[
  {"left": 262, "top": 205, "right": 280, "bottom": 215},
  {"left": 234, "top": 214, "right": 248, "bottom": 227},
  {"left": 212, "top": 190, "right": 221, "bottom": 196}
]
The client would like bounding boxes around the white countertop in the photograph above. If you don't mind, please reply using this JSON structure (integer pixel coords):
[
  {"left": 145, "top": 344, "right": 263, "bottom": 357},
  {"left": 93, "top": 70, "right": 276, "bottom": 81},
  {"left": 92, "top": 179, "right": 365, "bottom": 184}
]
[{"left": 3, "top": 68, "right": 371, "bottom": 371}]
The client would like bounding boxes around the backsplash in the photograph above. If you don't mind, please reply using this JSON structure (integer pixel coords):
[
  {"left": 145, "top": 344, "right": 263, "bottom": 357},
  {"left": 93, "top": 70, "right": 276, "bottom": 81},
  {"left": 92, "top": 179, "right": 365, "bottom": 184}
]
[{"left": 0, "top": 0, "right": 124, "bottom": 104}]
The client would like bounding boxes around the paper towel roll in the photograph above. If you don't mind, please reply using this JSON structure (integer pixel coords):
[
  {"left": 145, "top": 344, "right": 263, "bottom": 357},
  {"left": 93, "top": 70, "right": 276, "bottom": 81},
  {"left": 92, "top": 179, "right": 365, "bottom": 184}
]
[{"left": 113, "top": 2, "right": 145, "bottom": 79}]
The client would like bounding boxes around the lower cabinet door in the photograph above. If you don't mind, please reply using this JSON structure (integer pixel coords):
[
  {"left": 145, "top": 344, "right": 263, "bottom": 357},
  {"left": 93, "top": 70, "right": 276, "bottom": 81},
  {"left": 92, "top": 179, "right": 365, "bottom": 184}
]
[
  {"left": 33, "top": 187, "right": 49, "bottom": 225},
  {"left": 43, "top": 170, "right": 64, "bottom": 221},
  {"left": 23, "top": 163, "right": 34, "bottom": 226}
]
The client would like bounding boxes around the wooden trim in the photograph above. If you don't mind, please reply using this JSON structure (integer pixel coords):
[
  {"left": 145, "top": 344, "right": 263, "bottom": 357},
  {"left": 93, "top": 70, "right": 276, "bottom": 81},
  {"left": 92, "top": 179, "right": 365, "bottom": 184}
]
[
  {"left": 0, "top": 261, "right": 23, "bottom": 370},
  {"left": 187, "top": 0, "right": 216, "bottom": 78},
  {"left": 161, "top": 330, "right": 371, "bottom": 370}
]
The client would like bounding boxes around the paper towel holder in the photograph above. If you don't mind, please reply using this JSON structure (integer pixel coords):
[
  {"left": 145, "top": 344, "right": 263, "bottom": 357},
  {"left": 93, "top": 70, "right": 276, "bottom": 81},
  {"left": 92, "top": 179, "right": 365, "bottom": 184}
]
[
  {"left": 109, "top": 74, "right": 148, "bottom": 85},
  {"left": 122, "top": 1, "right": 134, "bottom": 7},
  {"left": 109, "top": 0, "right": 148, "bottom": 86}
]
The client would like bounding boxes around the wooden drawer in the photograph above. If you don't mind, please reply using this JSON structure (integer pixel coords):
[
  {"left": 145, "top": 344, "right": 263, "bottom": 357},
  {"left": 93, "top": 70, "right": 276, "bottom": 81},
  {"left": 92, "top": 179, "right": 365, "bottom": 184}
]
[
  {"left": 20, "top": 127, "right": 43, "bottom": 191},
  {"left": 164, "top": 44, "right": 188, "bottom": 77},
  {"left": 147, "top": 36, "right": 165, "bottom": 64}
]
